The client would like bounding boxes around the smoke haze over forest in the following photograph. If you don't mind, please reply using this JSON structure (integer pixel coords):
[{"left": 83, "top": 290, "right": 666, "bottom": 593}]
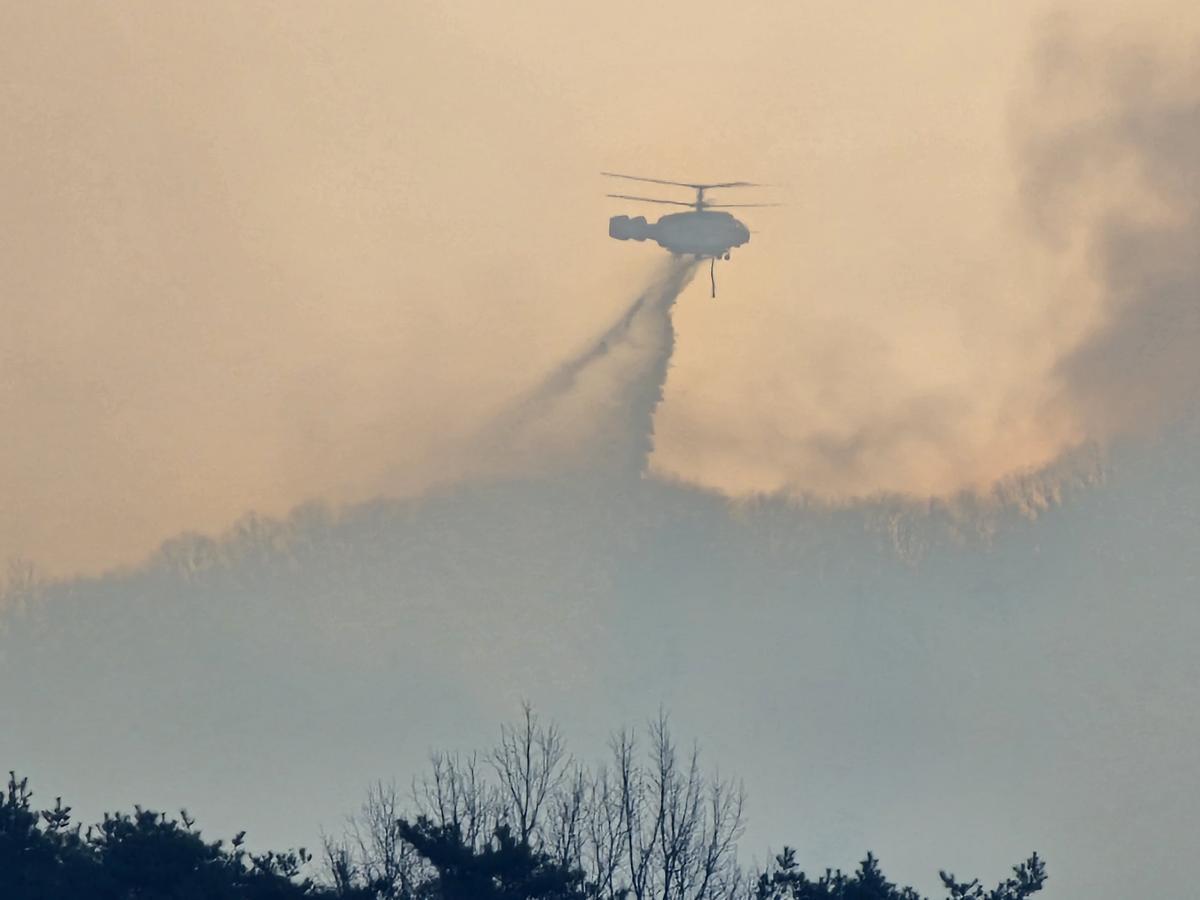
[{"left": 2, "top": 1, "right": 1196, "bottom": 576}]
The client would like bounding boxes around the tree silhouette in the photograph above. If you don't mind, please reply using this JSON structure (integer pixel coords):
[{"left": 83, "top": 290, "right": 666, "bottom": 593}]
[
  {"left": 395, "top": 818, "right": 586, "bottom": 900},
  {"left": 2, "top": 772, "right": 96, "bottom": 898},
  {"left": 1, "top": 771, "right": 318, "bottom": 900},
  {"left": 329, "top": 711, "right": 1046, "bottom": 900},
  {"left": 939, "top": 854, "right": 1046, "bottom": 900},
  {"left": 754, "top": 848, "right": 1046, "bottom": 900},
  {"left": 5, "top": 710, "right": 1048, "bottom": 900}
]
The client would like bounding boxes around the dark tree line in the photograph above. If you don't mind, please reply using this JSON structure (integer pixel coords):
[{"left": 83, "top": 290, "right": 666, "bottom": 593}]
[
  {"left": 1, "top": 772, "right": 313, "bottom": 899},
  {"left": 3, "top": 709, "right": 1045, "bottom": 900}
]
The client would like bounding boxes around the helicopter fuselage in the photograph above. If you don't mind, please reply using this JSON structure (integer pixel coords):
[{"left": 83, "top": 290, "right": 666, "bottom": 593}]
[{"left": 609, "top": 209, "right": 750, "bottom": 259}]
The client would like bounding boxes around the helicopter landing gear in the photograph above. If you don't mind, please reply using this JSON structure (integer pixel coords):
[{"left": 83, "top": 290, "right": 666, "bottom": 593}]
[{"left": 710, "top": 257, "right": 716, "bottom": 298}]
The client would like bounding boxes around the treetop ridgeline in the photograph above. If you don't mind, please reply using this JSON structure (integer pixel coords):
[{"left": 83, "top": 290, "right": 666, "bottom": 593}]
[{"left": 2, "top": 708, "right": 1045, "bottom": 900}]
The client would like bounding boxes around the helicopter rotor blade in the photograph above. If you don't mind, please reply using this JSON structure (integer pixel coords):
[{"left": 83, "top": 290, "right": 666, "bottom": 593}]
[
  {"left": 606, "top": 193, "right": 697, "bottom": 208},
  {"left": 703, "top": 202, "right": 782, "bottom": 208},
  {"left": 602, "top": 172, "right": 762, "bottom": 190}
]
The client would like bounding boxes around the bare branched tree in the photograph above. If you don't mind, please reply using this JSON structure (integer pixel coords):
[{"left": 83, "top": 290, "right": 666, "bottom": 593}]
[
  {"left": 357, "top": 782, "right": 425, "bottom": 896},
  {"left": 331, "top": 709, "right": 741, "bottom": 900},
  {"left": 606, "top": 713, "right": 745, "bottom": 900},
  {"left": 323, "top": 781, "right": 427, "bottom": 898},
  {"left": 581, "top": 764, "right": 628, "bottom": 900},
  {"left": 325, "top": 709, "right": 1042, "bottom": 900},
  {"left": 546, "top": 763, "right": 588, "bottom": 871},
  {"left": 491, "top": 702, "right": 571, "bottom": 845},
  {"left": 415, "top": 751, "right": 498, "bottom": 848}
]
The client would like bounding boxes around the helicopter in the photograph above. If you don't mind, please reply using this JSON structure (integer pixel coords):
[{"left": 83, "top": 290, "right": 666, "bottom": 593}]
[{"left": 604, "top": 172, "right": 775, "bottom": 297}]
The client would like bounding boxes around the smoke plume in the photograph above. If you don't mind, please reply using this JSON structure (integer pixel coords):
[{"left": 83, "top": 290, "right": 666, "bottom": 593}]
[{"left": 1020, "top": 20, "right": 1200, "bottom": 441}]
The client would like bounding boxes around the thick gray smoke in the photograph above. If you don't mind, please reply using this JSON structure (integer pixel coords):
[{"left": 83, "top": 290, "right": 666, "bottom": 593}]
[
  {"left": 1021, "top": 23, "right": 1200, "bottom": 440},
  {"left": 484, "top": 256, "right": 699, "bottom": 477}
]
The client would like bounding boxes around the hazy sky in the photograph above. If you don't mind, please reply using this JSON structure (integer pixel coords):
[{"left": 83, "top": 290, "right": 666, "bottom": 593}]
[{"left": 4, "top": 0, "right": 1196, "bottom": 576}]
